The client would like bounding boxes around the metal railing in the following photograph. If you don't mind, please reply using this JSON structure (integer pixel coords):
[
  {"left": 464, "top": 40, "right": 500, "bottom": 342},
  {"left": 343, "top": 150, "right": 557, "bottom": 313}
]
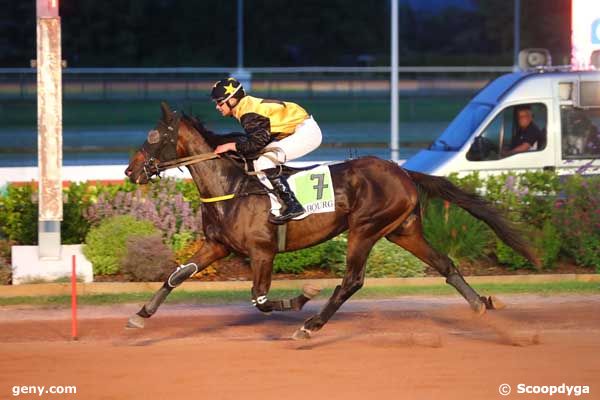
[{"left": 0, "top": 66, "right": 513, "bottom": 101}]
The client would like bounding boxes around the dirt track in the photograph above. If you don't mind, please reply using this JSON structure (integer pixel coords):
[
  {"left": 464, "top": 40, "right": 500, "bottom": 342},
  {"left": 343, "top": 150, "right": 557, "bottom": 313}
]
[{"left": 0, "top": 294, "right": 599, "bottom": 400}]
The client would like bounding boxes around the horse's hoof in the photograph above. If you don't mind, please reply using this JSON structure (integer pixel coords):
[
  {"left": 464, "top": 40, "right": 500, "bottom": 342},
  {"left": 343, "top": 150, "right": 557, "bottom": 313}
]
[
  {"left": 126, "top": 314, "right": 145, "bottom": 329},
  {"left": 488, "top": 295, "right": 506, "bottom": 310},
  {"left": 302, "top": 284, "right": 321, "bottom": 299},
  {"left": 471, "top": 300, "right": 486, "bottom": 316},
  {"left": 291, "top": 327, "right": 312, "bottom": 340}
]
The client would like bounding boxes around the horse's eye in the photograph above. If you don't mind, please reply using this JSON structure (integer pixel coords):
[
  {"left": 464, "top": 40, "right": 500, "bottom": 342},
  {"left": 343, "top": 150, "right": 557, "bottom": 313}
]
[{"left": 147, "top": 129, "right": 160, "bottom": 144}]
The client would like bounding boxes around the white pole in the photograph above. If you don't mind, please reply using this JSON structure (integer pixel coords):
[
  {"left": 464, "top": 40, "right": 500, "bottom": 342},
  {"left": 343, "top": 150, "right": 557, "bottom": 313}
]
[
  {"left": 36, "top": 0, "right": 62, "bottom": 259},
  {"left": 390, "top": 0, "right": 399, "bottom": 161}
]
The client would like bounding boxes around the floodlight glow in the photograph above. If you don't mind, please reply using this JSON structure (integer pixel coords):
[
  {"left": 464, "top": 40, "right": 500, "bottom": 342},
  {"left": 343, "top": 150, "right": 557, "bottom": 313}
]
[{"left": 572, "top": 0, "right": 600, "bottom": 69}]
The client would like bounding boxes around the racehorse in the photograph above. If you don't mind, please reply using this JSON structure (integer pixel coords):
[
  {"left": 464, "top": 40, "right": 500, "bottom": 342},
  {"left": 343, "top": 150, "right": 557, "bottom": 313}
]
[{"left": 124, "top": 102, "right": 539, "bottom": 339}]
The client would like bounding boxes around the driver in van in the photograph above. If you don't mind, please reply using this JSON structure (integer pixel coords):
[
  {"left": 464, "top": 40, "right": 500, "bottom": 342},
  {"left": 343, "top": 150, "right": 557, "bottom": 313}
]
[{"left": 504, "top": 105, "right": 544, "bottom": 156}]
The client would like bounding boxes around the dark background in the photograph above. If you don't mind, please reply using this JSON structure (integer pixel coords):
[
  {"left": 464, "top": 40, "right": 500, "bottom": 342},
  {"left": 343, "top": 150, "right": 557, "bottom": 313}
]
[{"left": 1, "top": 0, "right": 571, "bottom": 67}]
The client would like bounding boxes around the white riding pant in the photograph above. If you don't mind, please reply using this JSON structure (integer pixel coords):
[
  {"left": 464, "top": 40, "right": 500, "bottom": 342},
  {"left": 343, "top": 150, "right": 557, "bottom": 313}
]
[{"left": 253, "top": 116, "right": 322, "bottom": 210}]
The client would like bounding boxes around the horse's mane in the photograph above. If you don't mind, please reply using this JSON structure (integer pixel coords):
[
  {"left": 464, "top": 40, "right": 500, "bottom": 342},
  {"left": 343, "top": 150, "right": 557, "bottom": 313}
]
[{"left": 181, "top": 113, "right": 245, "bottom": 149}]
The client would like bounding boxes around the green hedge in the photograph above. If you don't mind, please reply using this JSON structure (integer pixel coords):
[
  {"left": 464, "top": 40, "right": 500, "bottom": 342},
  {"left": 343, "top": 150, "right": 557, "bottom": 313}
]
[
  {"left": 276, "top": 234, "right": 425, "bottom": 278},
  {"left": 2, "top": 171, "right": 599, "bottom": 278},
  {"left": 83, "top": 215, "right": 159, "bottom": 275}
]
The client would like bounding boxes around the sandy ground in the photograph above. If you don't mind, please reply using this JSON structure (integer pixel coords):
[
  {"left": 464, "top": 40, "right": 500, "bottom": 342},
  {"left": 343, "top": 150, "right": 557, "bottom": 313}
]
[{"left": 0, "top": 294, "right": 599, "bottom": 400}]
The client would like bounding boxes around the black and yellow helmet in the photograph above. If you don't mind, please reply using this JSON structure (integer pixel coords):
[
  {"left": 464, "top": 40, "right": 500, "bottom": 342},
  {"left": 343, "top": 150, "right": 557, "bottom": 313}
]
[{"left": 210, "top": 77, "right": 245, "bottom": 103}]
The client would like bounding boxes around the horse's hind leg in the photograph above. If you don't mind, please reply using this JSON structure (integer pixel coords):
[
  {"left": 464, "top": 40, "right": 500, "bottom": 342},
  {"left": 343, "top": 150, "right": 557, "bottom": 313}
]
[
  {"left": 292, "top": 230, "right": 377, "bottom": 339},
  {"left": 385, "top": 214, "right": 492, "bottom": 314},
  {"left": 126, "top": 241, "right": 229, "bottom": 329}
]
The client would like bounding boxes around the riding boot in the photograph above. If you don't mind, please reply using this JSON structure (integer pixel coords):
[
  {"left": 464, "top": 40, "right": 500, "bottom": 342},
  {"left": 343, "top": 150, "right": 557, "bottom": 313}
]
[{"left": 267, "top": 174, "right": 305, "bottom": 224}]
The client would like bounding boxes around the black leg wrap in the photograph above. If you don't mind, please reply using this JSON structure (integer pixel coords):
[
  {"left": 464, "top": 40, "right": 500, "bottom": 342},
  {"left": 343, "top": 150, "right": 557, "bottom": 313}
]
[
  {"left": 137, "top": 305, "right": 153, "bottom": 318},
  {"left": 291, "top": 295, "right": 311, "bottom": 311},
  {"left": 304, "top": 315, "right": 326, "bottom": 332},
  {"left": 138, "top": 284, "right": 172, "bottom": 318},
  {"left": 167, "top": 263, "right": 199, "bottom": 288},
  {"left": 271, "top": 295, "right": 308, "bottom": 312},
  {"left": 252, "top": 295, "right": 273, "bottom": 313},
  {"left": 446, "top": 272, "right": 484, "bottom": 310}
]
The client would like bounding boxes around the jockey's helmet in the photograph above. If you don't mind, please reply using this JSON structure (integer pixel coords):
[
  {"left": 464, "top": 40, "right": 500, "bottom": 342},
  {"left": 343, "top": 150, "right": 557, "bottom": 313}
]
[{"left": 210, "top": 77, "right": 245, "bottom": 104}]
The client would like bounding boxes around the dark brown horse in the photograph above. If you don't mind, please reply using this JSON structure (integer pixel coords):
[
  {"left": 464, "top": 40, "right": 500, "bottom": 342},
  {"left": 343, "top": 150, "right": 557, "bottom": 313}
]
[{"left": 124, "top": 102, "right": 538, "bottom": 339}]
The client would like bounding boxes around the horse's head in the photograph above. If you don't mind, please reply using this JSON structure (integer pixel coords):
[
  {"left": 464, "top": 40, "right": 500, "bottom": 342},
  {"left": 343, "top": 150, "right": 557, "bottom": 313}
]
[{"left": 125, "top": 101, "right": 182, "bottom": 184}]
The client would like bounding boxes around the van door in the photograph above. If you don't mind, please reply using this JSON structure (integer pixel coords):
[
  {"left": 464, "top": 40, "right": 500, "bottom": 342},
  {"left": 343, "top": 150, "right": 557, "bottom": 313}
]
[{"left": 461, "top": 102, "right": 554, "bottom": 174}]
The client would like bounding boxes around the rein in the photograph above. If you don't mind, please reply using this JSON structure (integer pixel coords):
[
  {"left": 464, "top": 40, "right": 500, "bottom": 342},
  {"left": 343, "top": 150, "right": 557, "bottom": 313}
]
[
  {"left": 152, "top": 149, "right": 283, "bottom": 204},
  {"left": 157, "top": 152, "right": 220, "bottom": 171},
  {"left": 141, "top": 114, "right": 285, "bottom": 204},
  {"left": 156, "top": 147, "right": 284, "bottom": 176}
]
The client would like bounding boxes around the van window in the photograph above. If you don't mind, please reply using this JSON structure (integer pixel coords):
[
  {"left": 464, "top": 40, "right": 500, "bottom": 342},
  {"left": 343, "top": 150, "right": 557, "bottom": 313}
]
[
  {"left": 579, "top": 82, "right": 600, "bottom": 108},
  {"left": 430, "top": 102, "right": 493, "bottom": 151},
  {"left": 560, "top": 106, "right": 600, "bottom": 159},
  {"left": 467, "top": 103, "right": 547, "bottom": 161}
]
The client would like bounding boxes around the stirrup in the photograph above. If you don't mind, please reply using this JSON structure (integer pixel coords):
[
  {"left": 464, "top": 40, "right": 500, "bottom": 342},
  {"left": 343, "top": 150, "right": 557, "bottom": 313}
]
[{"left": 269, "top": 208, "right": 305, "bottom": 224}]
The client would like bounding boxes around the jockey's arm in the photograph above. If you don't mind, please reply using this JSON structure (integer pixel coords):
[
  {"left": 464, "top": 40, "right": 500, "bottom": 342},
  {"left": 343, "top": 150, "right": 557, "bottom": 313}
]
[{"left": 233, "top": 113, "right": 272, "bottom": 156}]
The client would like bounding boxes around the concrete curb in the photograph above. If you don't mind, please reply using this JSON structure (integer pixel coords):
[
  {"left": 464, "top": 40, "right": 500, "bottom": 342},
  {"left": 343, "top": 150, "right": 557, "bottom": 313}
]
[{"left": 0, "top": 274, "right": 598, "bottom": 298}]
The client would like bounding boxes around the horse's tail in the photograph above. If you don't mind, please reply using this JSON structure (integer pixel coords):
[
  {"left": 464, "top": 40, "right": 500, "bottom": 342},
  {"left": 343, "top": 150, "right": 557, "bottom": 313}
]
[{"left": 405, "top": 169, "right": 540, "bottom": 267}]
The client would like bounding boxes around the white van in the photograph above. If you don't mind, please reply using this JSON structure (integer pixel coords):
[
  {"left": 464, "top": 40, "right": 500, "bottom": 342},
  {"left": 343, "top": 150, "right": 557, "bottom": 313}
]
[{"left": 403, "top": 60, "right": 600, "bottom": 177}]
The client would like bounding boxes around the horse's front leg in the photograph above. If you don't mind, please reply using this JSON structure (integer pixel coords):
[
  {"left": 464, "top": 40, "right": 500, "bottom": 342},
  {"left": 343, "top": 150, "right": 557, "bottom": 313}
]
[
  {"left": 126, "top": 240, "right": 229, "bottom": 329},
  {"left": 249, "top": 251, "right": 320, "bottom": 314}
]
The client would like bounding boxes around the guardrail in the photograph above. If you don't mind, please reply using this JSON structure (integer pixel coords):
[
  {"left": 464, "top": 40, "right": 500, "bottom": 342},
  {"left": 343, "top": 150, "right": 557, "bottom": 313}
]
[
  {"left": 0, "top": 66, "right": 513, "bottom": 101},
  {"left": 0, "top": 160, "right": 405, "bottom": 186},
  {"left": 0, "top": 66, "right": 514, "bottom": 74}
]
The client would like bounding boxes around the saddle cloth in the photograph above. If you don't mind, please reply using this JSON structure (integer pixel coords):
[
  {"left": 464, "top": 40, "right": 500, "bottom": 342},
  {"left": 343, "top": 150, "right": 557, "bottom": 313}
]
[{"left": 269, "top": 164, "right": 335, "bottom": 220}]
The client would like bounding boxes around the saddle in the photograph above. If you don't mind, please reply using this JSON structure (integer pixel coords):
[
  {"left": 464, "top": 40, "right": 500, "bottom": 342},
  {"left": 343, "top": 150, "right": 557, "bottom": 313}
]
[{"left": 225, "top": 151, "right": 321, "bottom": 178}]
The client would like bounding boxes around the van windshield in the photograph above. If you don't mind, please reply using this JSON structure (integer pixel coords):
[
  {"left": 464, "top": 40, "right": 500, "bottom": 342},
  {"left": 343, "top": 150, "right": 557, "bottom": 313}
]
[{"left": 429, "top": 102, "right": 493, "bottom": 151}]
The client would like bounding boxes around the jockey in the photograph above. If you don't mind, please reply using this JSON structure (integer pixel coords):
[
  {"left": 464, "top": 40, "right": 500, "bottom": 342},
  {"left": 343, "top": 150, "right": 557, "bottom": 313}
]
[{"left": 210, "top": 77, "right": 322, "bottom": 224}]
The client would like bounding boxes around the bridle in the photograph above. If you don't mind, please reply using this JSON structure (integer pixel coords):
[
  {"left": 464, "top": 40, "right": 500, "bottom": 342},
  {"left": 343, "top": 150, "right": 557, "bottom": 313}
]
[{"left": 139, "top": 111, "right": 223, "bottom": 181}]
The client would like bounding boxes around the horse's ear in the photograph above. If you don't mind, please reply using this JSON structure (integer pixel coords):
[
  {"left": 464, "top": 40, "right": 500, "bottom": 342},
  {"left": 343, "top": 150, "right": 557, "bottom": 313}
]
[{"left": 160, "top": 101, "right": 172, "bottom": 121}]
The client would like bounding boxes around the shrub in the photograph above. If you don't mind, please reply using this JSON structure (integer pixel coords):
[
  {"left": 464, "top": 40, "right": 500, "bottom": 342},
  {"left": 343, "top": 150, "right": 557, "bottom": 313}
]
[
  {"left": 422, "top": 199, "right": 493, "bottom": 262},
  {"left": 553, "top": 174, "right": 600, "bottom": 270},
  {"left": 62, "top": 182, "right": 96, "bottom": 244},
  {"left": 173, "top": 236, "right": 201, "bottom": 264},
  {"left": 0, "top": 239, "right": 11, "bottom": 284},
  {"left": 0, "top": 181, "right": 120, "bottom": 245},
  {"left": 538, "top": 220, "right": 561, "bottom": 269},
  {"left": 84, "top": 178, "right": 202, "bottom": 248},
  {"left": 0, "top": 260, "right": 11, "bottom": 285},
  {"left": 450, "top": 170, "right": 559, "bottom": 228},
  {"left": 364, "top": 239, "right": 425, "bottom": 278},
  {"left": 495, "top": 239, "right": 532, "bottom": 270},
  {"left": 121, "top": 234, "right": 176, "bottom": 281},
  {"left": 325, "top": 235, "right": 425, "bottom": 278},
  {"left": 274, "top": 235, "right": 346, "bottom": 274},
  {"left": 83, "top": 215, "right": 159, "bottom": 275},
  {"left": 170, "top": 231, "right": 195, "bottom": 254},
  {"left": 0, "top": 184, "right": 38, "bottom": 244},
  {"left": 0, "top": 241, "right": 11, "bottom": 284}
]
